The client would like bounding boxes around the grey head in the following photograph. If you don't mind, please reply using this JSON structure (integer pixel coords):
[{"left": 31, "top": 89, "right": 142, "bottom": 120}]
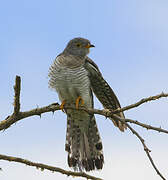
[{"left": 63, "top": 37, "right": 95, "bottom": 57}]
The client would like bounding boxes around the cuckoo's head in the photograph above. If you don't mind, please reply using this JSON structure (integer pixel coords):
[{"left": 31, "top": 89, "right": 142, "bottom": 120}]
[{"left": 64, "top": 37, "right": 95, "bottom": 57}]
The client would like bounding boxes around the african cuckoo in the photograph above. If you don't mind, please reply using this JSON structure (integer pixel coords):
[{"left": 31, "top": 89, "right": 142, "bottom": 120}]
[{"left": 48, "top": 37, "right": 126, "bottom": 172}]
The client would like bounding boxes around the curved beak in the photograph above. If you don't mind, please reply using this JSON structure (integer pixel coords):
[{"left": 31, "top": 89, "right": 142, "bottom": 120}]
[
  {"left": 85, "top": 44, "right": 95, "bottom": 48},
  {"left": 90, "top": 44, "right": 95, "bottom": 48}
]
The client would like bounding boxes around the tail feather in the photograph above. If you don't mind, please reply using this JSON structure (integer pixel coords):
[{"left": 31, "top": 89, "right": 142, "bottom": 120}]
[{"left": 65, "top": 110, "right": 104, "bottom": 171}]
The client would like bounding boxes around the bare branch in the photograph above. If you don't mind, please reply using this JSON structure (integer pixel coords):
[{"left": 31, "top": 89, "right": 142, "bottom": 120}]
[
  {"left": 111, "top": 114, "right": 166, "bottom": 180},
  {"left": 0, "top": 103, "right": 60, "bottom": 131},
  {"left": 13, "top": 75, "right": 21, "bottom": 115},
  {"left": 112, "top": 92, "right": 168, "bottom": 114},
  {"left": 0, "top": 154, "right": 102, "bottom": 180},
  {"left": 124, "top": 118, "right": 168, "bottom": 134},
  {"left": 0, "top": 102, "right": 168, "bottom": 135}
]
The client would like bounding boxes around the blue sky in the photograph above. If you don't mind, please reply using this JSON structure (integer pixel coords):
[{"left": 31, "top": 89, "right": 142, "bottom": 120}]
[{"left": 0, "top": 0, "right": 168, "bottom": 180}]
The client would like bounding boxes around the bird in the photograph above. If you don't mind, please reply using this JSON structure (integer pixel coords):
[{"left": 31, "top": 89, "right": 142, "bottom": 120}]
[{"left": 48, "top": 37, "right": 126, "bottom": 172}]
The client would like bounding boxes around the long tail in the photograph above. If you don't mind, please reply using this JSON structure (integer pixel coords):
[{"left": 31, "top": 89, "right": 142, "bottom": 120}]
[{"left": 65, "top": 110, "right": 104, "bottom": 171}]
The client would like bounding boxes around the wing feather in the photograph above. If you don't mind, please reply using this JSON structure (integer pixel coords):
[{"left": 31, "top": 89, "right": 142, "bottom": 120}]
[{"left": 84, "top": 57, "right": 126, "bottom": 132}]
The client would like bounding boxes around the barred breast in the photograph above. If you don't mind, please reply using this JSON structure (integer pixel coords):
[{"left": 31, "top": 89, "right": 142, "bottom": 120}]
[{"left": 48, "top": 54, "right": 92, "bottom": 107}]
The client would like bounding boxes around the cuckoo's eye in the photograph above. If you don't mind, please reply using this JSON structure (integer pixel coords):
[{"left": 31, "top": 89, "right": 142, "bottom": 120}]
[{"left": 76, "top": 43, "right": 81, "bottom": 47}]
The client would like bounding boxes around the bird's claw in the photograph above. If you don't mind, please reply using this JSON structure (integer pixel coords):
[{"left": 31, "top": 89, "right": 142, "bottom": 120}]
[
  {"left": 60, "top": 100, "right": 66, "bottom": 112},
  {"left": 75, "top": 96, "right": 84, "bottom": 109}
]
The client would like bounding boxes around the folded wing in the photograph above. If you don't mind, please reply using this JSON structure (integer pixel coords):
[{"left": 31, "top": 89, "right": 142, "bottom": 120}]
[{"left": 84, "top": 57, "right": 126, "bottom": 132}]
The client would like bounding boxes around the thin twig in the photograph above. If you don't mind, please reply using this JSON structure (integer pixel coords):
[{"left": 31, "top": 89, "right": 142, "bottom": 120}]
[
  {"left": 124, "top": 118, "right": 168, "bottom": 134},
  {"left": 13, "top": 75, "right": 21, "bottom": 115},
  {"left": 111, "top": 114, "right": 166, "bottom": 180},
  {"left": 112, "top": 92, "right": 168, "bottom": 114},
  {"left": 0, "top": 154, "right": 102, "bottom": 180}
]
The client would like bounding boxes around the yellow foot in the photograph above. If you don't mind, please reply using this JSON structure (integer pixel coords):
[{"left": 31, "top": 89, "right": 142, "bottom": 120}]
[
  {"left": 75, "top": 96, "right": 84, "bottom": 109},
  {"left": 60, "top": 100, "right": 66, "bottom": 112}
]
